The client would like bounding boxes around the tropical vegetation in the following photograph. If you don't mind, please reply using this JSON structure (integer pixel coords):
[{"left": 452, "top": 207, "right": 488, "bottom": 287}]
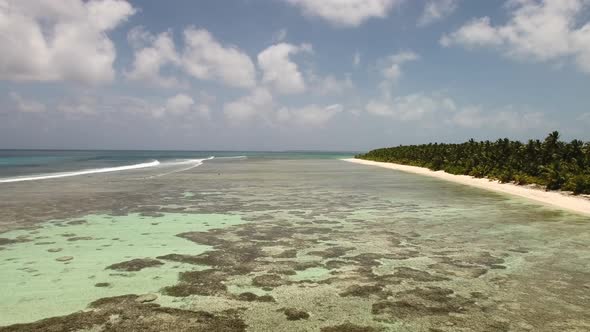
[{"left": 356, "top": 131, "right": 590, "bottom": 195}]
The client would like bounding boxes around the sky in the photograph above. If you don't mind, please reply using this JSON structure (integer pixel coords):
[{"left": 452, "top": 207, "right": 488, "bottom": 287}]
[{"left": 1, "top": 0, "right": 590, "bottom": 151}]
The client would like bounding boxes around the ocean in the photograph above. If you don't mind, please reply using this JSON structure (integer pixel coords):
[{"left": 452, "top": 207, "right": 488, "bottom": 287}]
[
  {"left": 0, "top": 151, "right": 589, "bottom": 331},
  {"left": 0, "top": 150, "right": 352, "bottom": 182}
]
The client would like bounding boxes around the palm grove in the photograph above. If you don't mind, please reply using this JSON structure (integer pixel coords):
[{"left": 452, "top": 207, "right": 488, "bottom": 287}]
[{"left": 357, "top": 132, "right": 590, "bottom": 195}]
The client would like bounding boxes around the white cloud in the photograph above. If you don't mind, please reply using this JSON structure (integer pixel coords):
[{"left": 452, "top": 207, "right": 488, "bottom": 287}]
[
  {"left": 257, "top": 43, "right": 312, "bottom": 95},
  {"left": 418, "top": 0, "right": 459, "bottom": 27},
  {"left": 309, "top": 73, "right": 354, "bottom": 95},
  {"left": 441, "top": 0, "right": 590, "bottom": 73},
  {"left": 376, "top": 51, "right": 420, "bottom": 98},
  {"left": 126, "top": 27, "right": 182, "bottom": 88},
  {"left": 0, "top": 0, "right": 135, "bottom": 83},
  {"left": 273, "top": 28, "right": 288, "bottom": 42},
  {"left": 449, "top": 106, "right": 547, "bottom": 130},
  {"left": 380, "top": 51, "right": 420, "bottom": 81},
  {"left": 223, "top": 88, "right": 274, "bottom": 125},
  {"left": 283, "top": 0, "right": 402, "bottom": 27},
  {"left": 440, "top": 17, "right": 504, "bottom": 48},
  {"left": 353, "top": 51, "right": 361, "bottom": 67},
  {"left": 277, "top": 104, "right": 343, "bottom": 127},
  {"left": 365, "top": 91, "right": 548, "bottom": 131},
  {"left": 10, "top": 92, "right": 46, "bottom": 113},
  {"left": 57, "top": 95, "right": 100, "bottom": 115},
  {"left": 125, "top": 27, "right": 256, "bottom": 89},
  {"left": 223, "top": 88, "right": 343, "bottom": 127},
  {"left": 151, "top": 94, "right": 210, "bottom": 119},
  {"left": 54, "top": 92, "right": 213, "bottom": 120},
  {"left": 366, "top": 93, "right": 454, "bottom": 121},
  {"left": 182, "top": 27, "right": 257, "bottom": 88}
]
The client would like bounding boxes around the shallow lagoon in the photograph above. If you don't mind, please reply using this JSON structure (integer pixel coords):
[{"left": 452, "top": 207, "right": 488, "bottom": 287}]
[
  {"left": 0, "top": 213, "right": 243, "bottom": 325},
  {"left": 0, "top": 157, "right": 589, "bottom": 331}
]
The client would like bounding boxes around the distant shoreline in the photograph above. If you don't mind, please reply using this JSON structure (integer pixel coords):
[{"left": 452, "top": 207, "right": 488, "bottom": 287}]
[{"left": 342, "top": 158, "right": 590, "bottom": 217}]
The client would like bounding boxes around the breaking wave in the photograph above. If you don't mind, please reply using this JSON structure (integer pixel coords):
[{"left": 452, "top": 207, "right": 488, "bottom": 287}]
[{"left": 0, "top": 160, "right": 161, "bottom": 183}]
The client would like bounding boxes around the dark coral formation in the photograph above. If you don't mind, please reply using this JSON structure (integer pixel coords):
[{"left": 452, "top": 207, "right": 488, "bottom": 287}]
[
  {"left": 162, "top": 269, "right": 228, "bottom": 297},
  {"left": 280, "top": 308, "right": 310, "bottom": 321},
  {"left": 105, "top": 258, "right": 164, "bottom": 272},
  {"left": 372, "top": 287, "right": 474, "bottom": 319},
  {"left": 0, "top": 295, "right": 247, "bottom": 332},
  {"left": 320, "top": 323, "right": 381, "bottom": 332},
  {"left": 236, "top": 292, "right": 275, "bottom": 302}
]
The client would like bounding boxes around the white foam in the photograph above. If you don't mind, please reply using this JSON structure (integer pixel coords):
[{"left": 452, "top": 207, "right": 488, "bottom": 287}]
[
  {"left": 0, "top": 160, "right": 160, "bottom": 183},
  {"left": 0, "top": 155, "right": 247, "bottom": 183},
  {"left": 149, "top": 157, "right": 214, "bottom": 178},
  {"left": 216, "top": 156, "right": 247, "bottom": 160}
]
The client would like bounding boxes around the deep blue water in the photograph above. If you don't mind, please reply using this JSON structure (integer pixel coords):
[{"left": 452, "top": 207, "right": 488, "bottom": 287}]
[{"left": 0, "top": 150, "right": 355, "bottom": 179}]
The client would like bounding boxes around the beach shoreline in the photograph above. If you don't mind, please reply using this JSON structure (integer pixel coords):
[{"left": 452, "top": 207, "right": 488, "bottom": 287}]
[{"left": 342, "top": 158, "right": 590, "bottom": 217}]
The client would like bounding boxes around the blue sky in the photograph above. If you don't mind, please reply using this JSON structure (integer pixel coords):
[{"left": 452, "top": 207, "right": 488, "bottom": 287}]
[{"left": 1, "top": 0, "right": 589, "bottom": 150}]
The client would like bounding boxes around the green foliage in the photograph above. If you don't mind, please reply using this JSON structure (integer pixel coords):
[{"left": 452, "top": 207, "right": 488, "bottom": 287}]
[
  {"left": 563, "top": 175, "right": 590, "bottom": 195},
  {"left": 356, "top": 131, "right": 590, "bottom": 195}
]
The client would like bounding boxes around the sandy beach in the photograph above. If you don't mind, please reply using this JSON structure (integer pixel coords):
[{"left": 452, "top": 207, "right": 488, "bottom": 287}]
[{"left": 343, "top": 158, "right": 590, "bottom": 217}]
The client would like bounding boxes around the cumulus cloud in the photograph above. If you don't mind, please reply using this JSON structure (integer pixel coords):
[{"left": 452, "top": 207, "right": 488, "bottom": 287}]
[
  {"left": 152, "top": 94, "right": 210, "bottom": 118},
  {"left": 125, "top": 27, "right": 182, "bottom": 88},
  {"left": 258, "top": 43, "right": 312, "bottom": 95},
  {"left": 223, "top": 88, "right": 343, "bottom": 127},
  {"left": 10, "top": 92, "right": 46, "bottom": 113},
  {"left": 418, "top": 0, "right": 459, "bottom": 26},
  {"left": 54, "top": 92, "right": 212, "bottom": 120},
  {"left": 365, "top": 92, "right": 548, "bottom": 131},
  {"left": 366, "top": 93, "right": 455, "bottom": 121},
  {"left": 0, "top": 0, "right": 135, "bottom": 83},
  {"left": 309, "top": 73, "right": 354, "bottom": 96},
  {"left": 283, "top": 0, "right": 402, "bottom": 27},
  {"left": 376, "top": 51, "right": 420, "bottom": 98},
  {"left": 223, "top": 88, "right": 274, "bottom": 125},
  {"left": 182, "top": 27, "right": 257, "bottom": 88},
  {"left": 125, "top": 27, "right": 180, "bottom": 87},
  {"left": 125, "top": 27, "right": 256, "bottom": 89},
  {"left": 277, "top": 104, "right": 343, "bottom": 127},
  {"left": 57, "top": 96, "right": 99, "bottom": 115},
  {"left": 380, "top": 51, "right": 420, "bottom": 81},
  {"left": 449, "top": 106, "right": 547, "bottom": 130},
  {"left": 441, "top": 0, "right": 590, "bottom": 73}
]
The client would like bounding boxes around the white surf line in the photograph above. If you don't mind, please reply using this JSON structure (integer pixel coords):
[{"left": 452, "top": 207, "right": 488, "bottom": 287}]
[
  {"left": 0, "top": 160, "right": 161, "bottom": 184},
  {"left": 147, "top": 157, "right": 215, "bottom": 179},
  {"left": 216, "top": 156, "right": 247, "bottom": 159},
  {"left": 342, "top": 158, "right": 590, "bottom": 217}
]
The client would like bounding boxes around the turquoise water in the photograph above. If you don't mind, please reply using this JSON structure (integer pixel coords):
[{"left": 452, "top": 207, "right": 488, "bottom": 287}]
[
  {"left": 0, "top": 156, "right": 589, "bottom": 331},
  {"left": 0, "top": 150, "right": 354, "bottom": 179},
  {"left": 0, "top": 213, "right": 244, "bottom": 325}
]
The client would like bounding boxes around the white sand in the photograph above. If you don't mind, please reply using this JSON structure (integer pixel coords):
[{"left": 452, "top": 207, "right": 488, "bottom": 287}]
[{"left": 342, "top": 158, "right": 590, "bottom": 217}]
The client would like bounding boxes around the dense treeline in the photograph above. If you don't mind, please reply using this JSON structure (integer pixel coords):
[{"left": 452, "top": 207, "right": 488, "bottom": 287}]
[{"left": 356, "top": 131, "right": 590, "bottom": 195}]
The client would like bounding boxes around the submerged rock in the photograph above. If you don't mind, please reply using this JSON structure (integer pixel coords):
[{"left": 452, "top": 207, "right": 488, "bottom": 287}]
[
  {"left": 47, "top": 248, "right": 62, "bottom": 253},
  {"left": 66, "top": 220, "right": 87, "bottom": 225},
  {"left": 339, "top": 284, "right": 385, "bottom": 298},
  {"left": 0, "top": 237, "right": 28, "bottom": 246},
  {"left": 236, "top": 292, "right": 275, "bottom": 302},
  {"left": 67, "top": 236, "right": 93, "bottom": 242},
  {"left": 320, "top": 323, "right": 381, "bottom": 332},
  {"left": 0, "top": 295, "right": 247, "bottom": 332},
  {"left": 252, "top": 274, "right": 287, "bottom": 288},
  {"left": 135, "top": 294, "right": 158, "bottom": 303},
  {"left": 163, "top": 269, "right": 228, "bottom": 297},
  {"left": 55, "top": 256, "right": 74, "bottom": 262},
  {"left": 106, "top": 258, "right": 164, "bottom": 272},
  {"left": 94, "top": 282, "right": 111, "bottom": 288},
  {"left": 280, "top": 308, "right": 310, "bottom": 321}
]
